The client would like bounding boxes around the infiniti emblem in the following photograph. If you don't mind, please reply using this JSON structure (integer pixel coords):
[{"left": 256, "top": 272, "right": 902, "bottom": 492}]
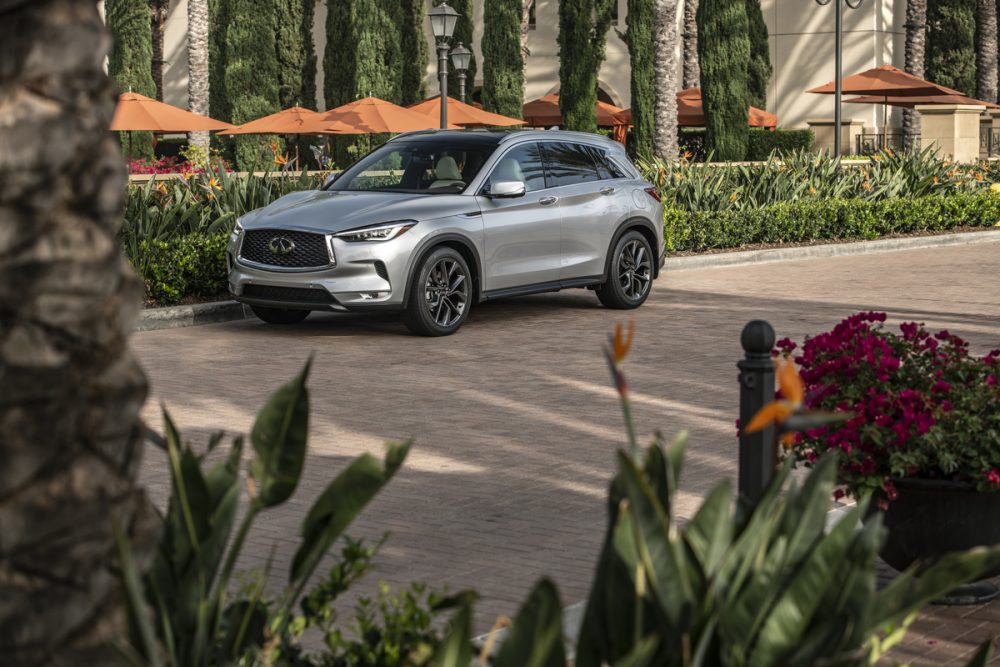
[{"left": 268, "top": 236, "right": 295, "bottom": 255}]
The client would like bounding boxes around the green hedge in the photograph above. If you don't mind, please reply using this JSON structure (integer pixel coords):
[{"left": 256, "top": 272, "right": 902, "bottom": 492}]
[
  {"left": 140, "top": 233, "right": 229, "bottom": 304},
  {"left": 663, "top": 191, "right": 1000, "bottom": 252},
  {"left": 745, "top": 129, "right": 813, "bottom": 160}
]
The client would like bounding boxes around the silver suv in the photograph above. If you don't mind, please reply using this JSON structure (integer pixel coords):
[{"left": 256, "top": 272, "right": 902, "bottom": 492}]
[{"left": 228, "top": 130, "right": 665, "bottom": 336}]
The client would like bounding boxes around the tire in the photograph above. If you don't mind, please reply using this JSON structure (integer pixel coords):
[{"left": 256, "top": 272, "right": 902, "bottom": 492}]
[
  {"left": 402, "top": 247, "right": 472, "bottom": 336},
  {"left": 596, "top": 230, "right": 654, "bottom": 309},
  {"left": 250, "top": 305, "right": 311, "bottom": 324}
]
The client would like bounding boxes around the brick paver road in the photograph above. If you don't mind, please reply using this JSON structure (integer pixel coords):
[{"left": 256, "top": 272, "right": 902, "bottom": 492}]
[{"left": 133, "top": 240, "right": 1000, "bottom": 663}]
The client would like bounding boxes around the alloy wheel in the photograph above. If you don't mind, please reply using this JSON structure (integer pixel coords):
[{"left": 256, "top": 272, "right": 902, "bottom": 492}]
[
  {"left": 617, "top": 239, "right": 652, "bottom": 300},
  {"left": 423, "top": 257, "right": 468, "bottom": 327}
]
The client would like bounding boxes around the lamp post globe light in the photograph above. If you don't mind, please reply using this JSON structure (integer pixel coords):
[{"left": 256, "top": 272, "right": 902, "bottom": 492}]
[
  {"left": 429, "top": 1, "right": 460, "bottom": 128},
  {"left": 450, "top": 42, "right": 472, "bottom": 103},
  {"left": 815, "top": 0, "right": 863, "bottom": 158}
]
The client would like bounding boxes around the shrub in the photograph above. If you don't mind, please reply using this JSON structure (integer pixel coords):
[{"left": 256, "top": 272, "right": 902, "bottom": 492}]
[
  {"left": 141, "top": 233, "right": 229, "bottom": 304},
  {"left": 746, "top": 128, "right": 813, "bottom": 160},
  {"left": 662, "top": 190, "right": 1000, "bottom": 252},
  {"left": 777, "top": 313, "right": 1000, "bottom": 499}
]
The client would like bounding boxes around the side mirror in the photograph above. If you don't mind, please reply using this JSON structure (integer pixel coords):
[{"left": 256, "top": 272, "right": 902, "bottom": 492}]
[{"left": 488, "top": 180, "right": 526, "bottom": 198}]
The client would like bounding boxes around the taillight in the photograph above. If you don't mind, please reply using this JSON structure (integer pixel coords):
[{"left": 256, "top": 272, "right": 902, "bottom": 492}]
[{"left": 644, "top": 186, "right": 661, "bottom": 203}]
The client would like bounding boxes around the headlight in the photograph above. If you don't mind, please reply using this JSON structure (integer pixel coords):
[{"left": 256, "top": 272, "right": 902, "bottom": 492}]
[{"left": 335, "top": 220, "right": 417, "bottom": 242}]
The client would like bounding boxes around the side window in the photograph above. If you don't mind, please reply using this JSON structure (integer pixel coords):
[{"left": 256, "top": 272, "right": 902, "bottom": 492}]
[
  {"left": 486, "top": 143, "right": 546, "bottom": 192},
  {"left": 542, "top": 142, "right": 601, "bottom": 187},
  {"left": 588, "top": 146, "right": 627, "bottom": 180}
]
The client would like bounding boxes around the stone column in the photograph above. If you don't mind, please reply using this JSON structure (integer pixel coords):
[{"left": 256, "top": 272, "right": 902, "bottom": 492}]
[
  {"left": 806, "top": 118, "right": 866, "bottom": 156},
  {"left": 915, "top": 104, "right": 986, "bottom": 163}
]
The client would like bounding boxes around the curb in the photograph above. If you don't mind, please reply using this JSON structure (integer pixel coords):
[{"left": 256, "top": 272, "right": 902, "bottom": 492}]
[
  {"left": 135, "top": 300, "right": 250, "bottom": 332},
  {"left": 663, "top": 229, "right": 1000, "bottom": 271},
  {"left": 135, "top": 230, "right": 1000, "bottom": 332}
]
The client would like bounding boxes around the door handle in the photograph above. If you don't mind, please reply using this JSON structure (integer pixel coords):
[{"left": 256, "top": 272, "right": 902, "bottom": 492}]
[
  {"left": 538, "top": 196, "right": 558, "bottom": 205},
  {"left": 600, "top": 186, "right": 616, "bottom": 195}
]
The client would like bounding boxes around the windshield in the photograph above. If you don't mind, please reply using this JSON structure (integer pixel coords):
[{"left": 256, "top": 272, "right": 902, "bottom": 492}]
[{"left": 327, "top": 141, "right": 493, "bottom": 194}]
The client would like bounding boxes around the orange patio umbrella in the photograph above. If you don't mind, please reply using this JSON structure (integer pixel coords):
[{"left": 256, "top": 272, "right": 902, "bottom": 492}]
[
  {"left": 522, "top": 94, "right": 626, "bottom": 127},
  {"left": 843, "top": 93, "right": 1000, "bottom": 109},
  {"left": 318, "top": 96, "right": 456, "bottom": 133},
  {"left": 807, "top": 65, "right": 965, "bottom": 132},
  {"left": 408, "top": 96, "right": 525, "bottom": 127},
  {"left": 110, "top": 91, "right": 229, "bottom": 132},
  {"left": 614, "top": 88, "right": 777, "bottom": 129},
  {"left": 111, "top": 91, "right": 230, "bottom": 159},
  {"left": 219, "top": 106, "right": 353, "bottom": 135}
]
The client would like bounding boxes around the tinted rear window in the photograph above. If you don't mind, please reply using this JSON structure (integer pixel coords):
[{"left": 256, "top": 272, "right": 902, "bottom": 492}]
[{"left": 542, "top": 142, "right": 601, "bottom": 187}]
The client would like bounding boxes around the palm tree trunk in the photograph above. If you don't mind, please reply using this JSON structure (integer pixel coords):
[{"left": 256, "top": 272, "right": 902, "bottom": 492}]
[
  {"left": 0, "top": 0, "right": 157, "bottom": 664},
  {"left": 150, "top": 0, "right": 168, "bottom": 100},
  {"left": 977, "top": 0, "right": 998, "bottom": 103},
  {"left": 188, "top": 0, "right": 211, "bottom": 151},
  {"left": 521, "top": 0, "right": 535, "bottom": 99},
  {"left": 682, "top": 0, "right": 699, "bottom": 89},
  {"left": 653, "top": 0, "right": 680, "bottom": 158},
  {"left": 902, "top": 0, "right": 927, "bottom": 147}
]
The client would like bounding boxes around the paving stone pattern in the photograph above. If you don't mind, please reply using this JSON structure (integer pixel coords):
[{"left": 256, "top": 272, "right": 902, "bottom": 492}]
[{"left": 133, "top": 242, "right": 1000, "bottom": 664}]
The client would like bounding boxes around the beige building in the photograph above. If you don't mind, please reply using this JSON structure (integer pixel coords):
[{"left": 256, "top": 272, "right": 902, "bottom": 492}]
[{"left": 148, "top": 0, "right": 906, "bottom": 133}]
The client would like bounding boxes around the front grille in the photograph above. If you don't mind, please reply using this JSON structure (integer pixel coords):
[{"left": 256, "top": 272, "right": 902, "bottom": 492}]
[
  {"left": 240, "top": 229, "right": 331, "bottom": 268},
  {"left": 242, "top": 285, "right": 335, "bottom": 304}
]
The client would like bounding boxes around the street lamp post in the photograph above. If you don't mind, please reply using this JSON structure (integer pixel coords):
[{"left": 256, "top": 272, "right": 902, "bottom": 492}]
[
  {"left": 428, "top": 2, "right": 460, "bottom": 129},
  {"left": 450, "top": 42, "right": 472, "bottom": 103},
  {"left": 815, "top": 0, "right": 863, "bottom": 158}
]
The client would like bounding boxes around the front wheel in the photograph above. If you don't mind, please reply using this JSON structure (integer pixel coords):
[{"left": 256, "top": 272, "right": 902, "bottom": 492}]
[
  {"left": 250, "top": 305, "right": 311, "bottom": 324},
  {"left": 402, "top": 247, "right": 471, "bottom": 336},
  {"left": 596, "top": 231, "right": 653, "bottom": 309}
]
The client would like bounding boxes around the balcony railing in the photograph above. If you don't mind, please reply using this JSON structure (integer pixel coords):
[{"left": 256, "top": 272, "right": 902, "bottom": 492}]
[{"left": 855, "top": 133, "right": 920, "bottom": 155}]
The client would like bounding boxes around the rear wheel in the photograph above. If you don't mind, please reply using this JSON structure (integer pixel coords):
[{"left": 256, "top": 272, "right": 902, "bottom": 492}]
[
  {"left": 402, "top": 247, "right": 471, "bottom": 336},
  {"left": 250, "top": 305, "right": 311, "bottom": 324},
  {"left": 596, "top": 231, "right": 653, "bottom": 309}
]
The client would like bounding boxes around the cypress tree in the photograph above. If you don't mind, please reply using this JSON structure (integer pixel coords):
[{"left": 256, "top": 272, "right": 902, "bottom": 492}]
[
  {"left": 399, "top": 0, "right": 429, "bottom": 105},
  {"left": 324, "top": 0, "right": 355, "bottom": 108},
  {"left": 105, "top": 0, "right": 157, "bottom": 160},
  {"left": 441, "top": 0, "right": 477, "bottom": 100},
  {"left": 275, "top": 0, "right": 307, "bottom": 108},
  {"left": 226, "top": 0, "right": 281, "bottom": 169},
  {"left": 697, "top": 0, "right": 750, "bottom": 160},
  {"left": 557, "top": 0, "right": 617, "bottom": 132},
  {"left": 626, "top": 0, "right": 655, "bottom": 158},
  {"left": 926, "top": 0, "right": 976, "bottom": 95},
  {"left": 482, "top": 0, "right": 524, "bottom": 118},
  {"left": 209, "top": 0, "right": 230, "bottom": 124},
  {"left": 745, "top": 0, "right": 772, "bottom": 110},
  {"left": 301, "top": 0, "right": 318, "bottom": 110}
]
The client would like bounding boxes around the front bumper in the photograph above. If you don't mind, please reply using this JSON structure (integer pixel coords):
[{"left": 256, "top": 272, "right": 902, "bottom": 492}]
[{"left": 227, "top": 229, "right": 417, "bottom": 312}]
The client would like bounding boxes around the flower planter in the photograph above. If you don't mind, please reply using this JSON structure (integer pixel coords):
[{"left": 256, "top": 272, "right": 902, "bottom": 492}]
[{"left": 876, "top": 477, "right": 1000, "bottom": 604}]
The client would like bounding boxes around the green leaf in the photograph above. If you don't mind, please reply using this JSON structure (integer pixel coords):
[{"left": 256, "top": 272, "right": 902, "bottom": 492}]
[
  {"left": 290, "top": 441, "right": 410, "bottom": 584},
  {"left": 684, "top": 480, "right": 733, "bottom": 578},
  {"left": 617, "top": 451, "right": 695, "bottom": 631},
  {"left": 748, "top": 503, "right": 866, "bottom": 667},
  {"left": 249, "top": 359, "right": 311, "bottom": 509},
  {"left": 430, "top": 603, "right": 473, "bottom": 667},
  {"left": 611, "top": 635, "right": 659, "bottom": 667},
  {"left": 870, "top": 544, "right": 1000, "bottom": 632},
  {"left": 493, "top": 578, "right": 566, "bottom": 667}
]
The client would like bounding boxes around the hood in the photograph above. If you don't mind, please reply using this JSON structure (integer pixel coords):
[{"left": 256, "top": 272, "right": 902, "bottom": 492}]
[{"left": 240, "top": 190, "right": 474, "bottom": 234}]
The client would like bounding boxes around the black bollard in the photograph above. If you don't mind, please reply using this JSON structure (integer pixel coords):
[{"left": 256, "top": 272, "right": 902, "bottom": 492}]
[{"left": 738, "top": 320, "right": 776, "bottom": 506}]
